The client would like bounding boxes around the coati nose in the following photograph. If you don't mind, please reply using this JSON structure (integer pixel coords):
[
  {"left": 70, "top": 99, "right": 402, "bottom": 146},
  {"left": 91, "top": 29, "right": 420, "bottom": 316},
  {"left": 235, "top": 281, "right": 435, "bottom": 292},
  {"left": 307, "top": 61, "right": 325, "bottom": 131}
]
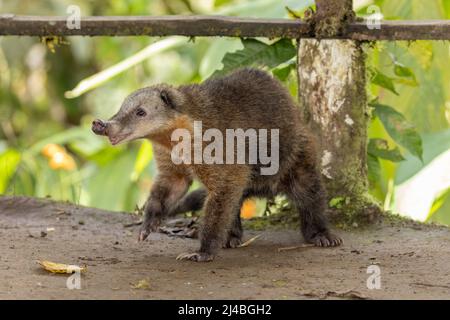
[{"left": 92, "top": 119, "right": 107, "bottom": 135}]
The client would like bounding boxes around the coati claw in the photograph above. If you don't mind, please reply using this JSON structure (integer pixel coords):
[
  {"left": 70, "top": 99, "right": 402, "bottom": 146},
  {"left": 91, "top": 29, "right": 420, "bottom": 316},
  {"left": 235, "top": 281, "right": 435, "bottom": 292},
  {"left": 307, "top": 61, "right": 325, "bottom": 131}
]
[
  {"left": 138, "top": 228, "right": 150, "bottom": 242},
  {"left": 309, "top": 232, "right": 343, "bottom": 247},
  {"left": 224, "top": 236, "right": 242, "bottom": 249},
  {"left": 176, "top": 252, "right": 215, "bottom": 262},
  {"left": 138, "top": 217, "right": 161, "bottom": 241}
]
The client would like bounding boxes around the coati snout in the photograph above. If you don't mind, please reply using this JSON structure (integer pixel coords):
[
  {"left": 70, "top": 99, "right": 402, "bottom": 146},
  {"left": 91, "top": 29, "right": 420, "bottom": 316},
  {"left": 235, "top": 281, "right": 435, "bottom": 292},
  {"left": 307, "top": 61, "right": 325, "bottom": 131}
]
[
  {"left": 91, "top": 119, "right": 107, "bottom": 136},
  {"left": 91, "top": 86, "right": 181, "bottom": 145}
]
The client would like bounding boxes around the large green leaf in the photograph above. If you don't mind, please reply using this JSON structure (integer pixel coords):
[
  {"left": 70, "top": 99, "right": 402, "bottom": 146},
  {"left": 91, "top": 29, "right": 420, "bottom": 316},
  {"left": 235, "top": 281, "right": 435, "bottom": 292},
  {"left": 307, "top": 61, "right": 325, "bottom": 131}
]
[
  {"left": 370, "top": 68, "right": 399, "bottom": 95},
  {"left": 272, "top": 60, "right": 296, "bottom": 82},
  {"left": 0, "top": 149, "right": 21, "bottom": 194},
  {"left": 212, "top": 38, "right": 296, "bottom": 77},
  {"left": 368, "top": 138, "right": 405, "bottom": 162},
  {"left": 367, "top": 153, "right": 381, "bottom": 184},
  {"left": 427, "top": 187, "right": 450, "bottom": 220},
  {"left": 396, "top": 129, "right": 450, "bottom": 184},
  {"left": 372, "top": 103, "right": 423, "bottom": 161},
  {"left": 199, "top": 38, "right": 243, "bottom": 80}
]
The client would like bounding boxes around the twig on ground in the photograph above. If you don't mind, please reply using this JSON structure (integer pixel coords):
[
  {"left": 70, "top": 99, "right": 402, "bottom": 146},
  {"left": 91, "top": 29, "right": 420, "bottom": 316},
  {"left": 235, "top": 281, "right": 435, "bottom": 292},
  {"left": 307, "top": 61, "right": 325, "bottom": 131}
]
[
  {"left": 238, "top": 234, "right": 262, "bottom": 248},
  {"left": 278, "top": 244, "right": 315, "bottom": 252},
  {"left": 411, "top": 282, "right": 450, "bottom": 290},
  {"left": 123, "top": 220, "right": 142, "bottom": 228}
]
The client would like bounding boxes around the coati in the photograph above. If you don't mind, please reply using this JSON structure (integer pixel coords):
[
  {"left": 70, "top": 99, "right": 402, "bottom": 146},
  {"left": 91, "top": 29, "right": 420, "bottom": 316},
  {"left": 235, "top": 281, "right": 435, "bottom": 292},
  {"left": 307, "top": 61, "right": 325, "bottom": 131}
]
[{"left": 92, "top": 68, "right": 342, "bottom": 262}]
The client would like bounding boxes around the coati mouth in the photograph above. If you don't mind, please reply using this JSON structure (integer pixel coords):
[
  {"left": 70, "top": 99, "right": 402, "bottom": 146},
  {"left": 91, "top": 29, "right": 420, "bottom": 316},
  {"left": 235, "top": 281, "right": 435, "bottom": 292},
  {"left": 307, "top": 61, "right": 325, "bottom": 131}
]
[{"left": 108, "top": 134, "right": 129, "bottom": 145}]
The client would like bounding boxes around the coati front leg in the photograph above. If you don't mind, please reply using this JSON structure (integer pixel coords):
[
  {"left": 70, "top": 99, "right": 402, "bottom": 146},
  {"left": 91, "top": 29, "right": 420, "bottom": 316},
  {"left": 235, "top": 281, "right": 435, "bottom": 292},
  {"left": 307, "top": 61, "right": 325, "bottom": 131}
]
[
  {"left": 138, "top": 172, "right": 192, "bottom": 241},
  {"left": 285, "top": 166, "right": 342, "bottom": 247}
]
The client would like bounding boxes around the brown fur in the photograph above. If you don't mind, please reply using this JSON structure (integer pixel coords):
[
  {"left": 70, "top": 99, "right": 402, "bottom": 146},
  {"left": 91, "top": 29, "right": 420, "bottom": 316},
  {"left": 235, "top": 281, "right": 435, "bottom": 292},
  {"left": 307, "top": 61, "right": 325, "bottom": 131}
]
[{"left": 92, "top": 68, "right": 342, "bottom": 262}]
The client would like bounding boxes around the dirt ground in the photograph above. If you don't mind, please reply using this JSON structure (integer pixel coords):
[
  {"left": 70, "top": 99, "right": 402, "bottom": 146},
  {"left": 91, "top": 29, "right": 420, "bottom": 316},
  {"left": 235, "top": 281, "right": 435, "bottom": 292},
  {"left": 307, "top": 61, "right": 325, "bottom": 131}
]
[{"left": 0, "top": 196, "right": 449, "bottom": 300}]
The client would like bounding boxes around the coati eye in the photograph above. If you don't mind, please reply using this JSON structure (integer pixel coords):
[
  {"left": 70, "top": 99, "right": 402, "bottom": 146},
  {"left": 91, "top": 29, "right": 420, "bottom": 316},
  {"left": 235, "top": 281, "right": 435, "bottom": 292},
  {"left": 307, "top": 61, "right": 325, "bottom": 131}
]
[{"left": 135, "top": 108, "right": 146, "bottom": 117}]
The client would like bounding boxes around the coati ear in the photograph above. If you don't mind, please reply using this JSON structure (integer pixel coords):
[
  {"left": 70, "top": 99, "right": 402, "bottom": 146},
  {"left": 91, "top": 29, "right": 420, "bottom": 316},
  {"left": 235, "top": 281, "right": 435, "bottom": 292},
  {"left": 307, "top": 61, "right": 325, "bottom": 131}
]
[{"left": 160, "top": 90, "right": 175, "bottom": 109}]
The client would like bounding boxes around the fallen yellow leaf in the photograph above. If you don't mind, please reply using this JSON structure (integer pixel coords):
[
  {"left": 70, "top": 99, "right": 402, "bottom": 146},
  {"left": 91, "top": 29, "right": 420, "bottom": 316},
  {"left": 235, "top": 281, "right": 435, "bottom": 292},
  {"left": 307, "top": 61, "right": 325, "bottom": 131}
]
[
  {"left": 37, "top": 260, "right": 86, "bottom": 274},
  {"left": 131, "top": 279, "right": 150, "bottom": 290}
]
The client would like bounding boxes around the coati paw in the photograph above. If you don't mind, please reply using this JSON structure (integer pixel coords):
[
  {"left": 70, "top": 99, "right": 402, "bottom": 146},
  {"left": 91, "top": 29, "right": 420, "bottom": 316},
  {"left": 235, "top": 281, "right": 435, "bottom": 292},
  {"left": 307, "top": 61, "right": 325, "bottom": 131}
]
[
  {"left": 138, "top": 217, "right": 161, "bottom": 242},
  {"left": 176, "top": 252, "right": 215, "bottom": 262},
  {"left": 308, "top": 232, "right": 343, "bottom": 247},
  {"left": 223, "top": 236, "right": 242, "bottom": 249}
]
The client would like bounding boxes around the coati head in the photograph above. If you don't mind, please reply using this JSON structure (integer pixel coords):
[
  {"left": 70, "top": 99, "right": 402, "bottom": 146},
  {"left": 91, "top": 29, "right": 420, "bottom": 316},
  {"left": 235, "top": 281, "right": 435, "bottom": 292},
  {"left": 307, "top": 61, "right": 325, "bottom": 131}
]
[{"left": 92, "top": 85, "right": 185, "bottom": 145}]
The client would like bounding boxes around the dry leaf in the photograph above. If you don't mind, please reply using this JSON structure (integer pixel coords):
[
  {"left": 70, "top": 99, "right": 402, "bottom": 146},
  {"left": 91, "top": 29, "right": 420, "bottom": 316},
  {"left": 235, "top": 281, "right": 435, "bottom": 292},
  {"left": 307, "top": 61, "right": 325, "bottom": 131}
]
[
  {"left": 131, "top": 279, "right": 150, "bottom": 290},
  {"left": 37, "top": 260, "right": 86, "bottom": 274},
  {"left": 325, "top": 289, "right": 369, "bottom": 300}
]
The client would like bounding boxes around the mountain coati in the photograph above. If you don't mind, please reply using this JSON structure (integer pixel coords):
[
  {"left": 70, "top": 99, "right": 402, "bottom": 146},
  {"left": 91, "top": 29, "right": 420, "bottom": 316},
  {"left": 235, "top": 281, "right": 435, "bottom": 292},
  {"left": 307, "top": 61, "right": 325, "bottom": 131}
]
[{"left": 92, "top": 68, "right": 342, "bottom": 262}]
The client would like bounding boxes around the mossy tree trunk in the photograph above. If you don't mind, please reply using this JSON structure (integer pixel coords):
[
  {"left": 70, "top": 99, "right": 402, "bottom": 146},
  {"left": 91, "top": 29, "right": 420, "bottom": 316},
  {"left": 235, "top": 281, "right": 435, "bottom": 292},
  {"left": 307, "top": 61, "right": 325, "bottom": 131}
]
[{"left": 297, "top": 0, "right": 380, "bottom": 223}]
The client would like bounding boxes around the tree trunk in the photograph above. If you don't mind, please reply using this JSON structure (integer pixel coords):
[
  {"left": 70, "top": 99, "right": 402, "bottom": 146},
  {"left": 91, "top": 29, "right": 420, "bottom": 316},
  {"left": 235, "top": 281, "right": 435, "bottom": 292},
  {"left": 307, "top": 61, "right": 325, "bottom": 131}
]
[{"left": 297, "top": 0, "right": 380, "bottom": 223}]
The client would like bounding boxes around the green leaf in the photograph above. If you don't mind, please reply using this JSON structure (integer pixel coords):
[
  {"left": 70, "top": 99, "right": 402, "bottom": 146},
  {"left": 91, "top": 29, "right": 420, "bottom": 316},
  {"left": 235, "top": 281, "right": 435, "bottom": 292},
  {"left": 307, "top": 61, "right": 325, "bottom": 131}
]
[
  {"left": 131, "top": 140, "right": 153, "bottom": 182},
  {"left": 372, "top": 103, "right": 423, "bottom": 161},
  {"left": 393, "top": 62, "right": 414, "bottom": 78},
  {"left": 370, "top": 69, "right": 399, "bottom": 95},
  {"left": 368, "top": 138, "right": 405, "bottom": 162},
  {"left": 393, "top": 77, "right": 419, "bottom": 87},
  {"left": 393, "top": 62, "right": 418, "bottom": 87},
  {"left": 367, "top": 153, "right": 381, "bottom": 184},
  {"left": 0, "top": 149, "right": 21, "bottom": 194},
  {"left": 272, "top": 61, "right": 295, "bottom": 81},
  {"left": 199, "top": 39, "right": 243, "bottom": 80},
  {"left": 427, "top": 187, "right": 450, "bottom": 220},
  {"left": 396, "top": 129, "right": 450, "bottom": 184},
  {"left": 212, "top": 38, "right": 296, "bottom": 77}
]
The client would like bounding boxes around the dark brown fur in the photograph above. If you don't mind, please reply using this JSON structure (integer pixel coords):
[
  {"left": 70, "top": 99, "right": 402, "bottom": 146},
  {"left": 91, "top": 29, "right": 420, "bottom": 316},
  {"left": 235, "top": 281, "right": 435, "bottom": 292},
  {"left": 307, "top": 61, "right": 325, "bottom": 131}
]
[{"left": 92, "top": 68, "right": 342, "bottom": 262}]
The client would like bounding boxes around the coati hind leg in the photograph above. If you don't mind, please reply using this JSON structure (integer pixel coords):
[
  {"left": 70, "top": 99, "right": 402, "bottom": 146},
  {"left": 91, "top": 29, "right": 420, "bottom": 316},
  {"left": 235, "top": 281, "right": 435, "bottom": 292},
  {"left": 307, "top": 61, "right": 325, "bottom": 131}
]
[
  {"left": 177, "top": 167, "right": 249, "bottom": 262},
  {"left": 168, "top": 188, "right": 207, "bottom": 216},
  {"left": 224, "top": 208, "right": 243, "bottom": 248},
  {"left": 168, "top": 187, "right": 243, "bottom": 248},
  {"left": 285, "top": 166, "right": 342, "bottom": 247},
  {"left": 177, "top": 186, "right": 244, "bottom": 261}
]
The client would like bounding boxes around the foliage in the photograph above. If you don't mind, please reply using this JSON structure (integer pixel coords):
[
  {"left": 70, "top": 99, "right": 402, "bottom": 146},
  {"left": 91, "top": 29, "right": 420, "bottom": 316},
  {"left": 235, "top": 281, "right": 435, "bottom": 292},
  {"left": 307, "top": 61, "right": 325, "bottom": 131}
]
[
  {"left": 212, "top": 38, "right": 296, "bottom": 77},
  {"left": 371, "top": 103, "right": 423, "bottom": 161}
]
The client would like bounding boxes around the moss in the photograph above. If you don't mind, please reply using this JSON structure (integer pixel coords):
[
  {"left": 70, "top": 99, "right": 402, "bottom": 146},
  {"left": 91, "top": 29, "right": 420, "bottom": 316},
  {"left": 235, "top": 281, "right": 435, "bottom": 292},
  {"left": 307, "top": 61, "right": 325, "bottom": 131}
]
[
  {"left": 324, "top": 155, "right": 383, "bottom": 227},
  {"left": 243, "top": 208, "right": 300, "bottom": 231},
  {"left": 40, "top": 36, "right": 68, "bottom": 53}
]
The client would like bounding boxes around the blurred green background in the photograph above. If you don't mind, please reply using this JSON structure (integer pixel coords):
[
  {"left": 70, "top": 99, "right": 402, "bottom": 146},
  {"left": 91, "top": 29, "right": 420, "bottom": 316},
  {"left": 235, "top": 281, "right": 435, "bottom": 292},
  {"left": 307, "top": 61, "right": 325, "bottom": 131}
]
[{"left": 0, "top": 0, "right": 449, "bottom": 225}]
